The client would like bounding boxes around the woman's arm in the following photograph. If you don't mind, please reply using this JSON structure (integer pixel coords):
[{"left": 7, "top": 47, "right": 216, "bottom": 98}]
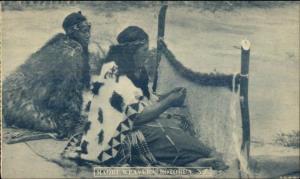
[
  {"left": 156, "top": 87, "right": 184, "bottom": 101},
  {"left": 133, "top": 88, "right": 186, "bottom": 125}
]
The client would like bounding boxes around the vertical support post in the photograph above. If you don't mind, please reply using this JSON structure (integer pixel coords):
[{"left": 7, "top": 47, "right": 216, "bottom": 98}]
[
  {"left": 152, "top": 4, "right": 168, "bottom": 93},
  {"left": 240, "top": 40, "right": 251, "bottom": 162}
]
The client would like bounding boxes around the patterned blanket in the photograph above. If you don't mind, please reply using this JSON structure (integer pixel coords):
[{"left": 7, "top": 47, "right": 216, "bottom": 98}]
[{"left": 62, "top": 61, "right": 149, "bottom": 165}]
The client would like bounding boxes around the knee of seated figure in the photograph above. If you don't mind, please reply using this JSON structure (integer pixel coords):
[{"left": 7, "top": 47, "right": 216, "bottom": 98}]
[
  {"left": 185, "top": 157, "right": 215, "bottom": 167},
  {"left": 33, "top": 117, "right": 57, "bottom": 132},
  {"left": 209, "top": 150, "right": 224, "bottom": 161},
  {"left": 185, "top": 157, "right": 229, "bottom": 171}
]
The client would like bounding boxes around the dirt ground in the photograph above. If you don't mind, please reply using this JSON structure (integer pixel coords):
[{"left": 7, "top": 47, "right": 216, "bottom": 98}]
[
  {"left": 1, "top": 3, "right": 299, "bottom": 178},
  {"left": 2, "top": 140, "right": 67, "bottom": 178}
]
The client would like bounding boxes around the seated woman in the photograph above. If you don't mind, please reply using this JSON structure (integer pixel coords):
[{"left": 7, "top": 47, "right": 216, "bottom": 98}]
[
  {"left": 3, "top": 12, "right": 93, "bottom": 138},
  {"left": 63, "top": 26, "right": 228, "bottom": 170},
  {"left": 103, "top": 26, "right": 228, "bottom": 169}
]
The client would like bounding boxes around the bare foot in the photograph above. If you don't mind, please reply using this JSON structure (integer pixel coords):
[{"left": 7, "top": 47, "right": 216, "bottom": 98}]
[{"left": 185, "top": 157, "right": 229, "bottom": 171}]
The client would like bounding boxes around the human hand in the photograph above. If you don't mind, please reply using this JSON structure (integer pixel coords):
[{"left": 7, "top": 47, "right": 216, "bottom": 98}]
[
  {"left": 168, "top": 87, "right": 186, "bottom": 107},
  {"left": 157, "top": 87, "right": 184, "bottom": 101},
  {"left": 209, "top": 150, "right": 223, "bottom": 161},
  {"left": 170, "top": 87, "right": 185, "bottom": 93}
]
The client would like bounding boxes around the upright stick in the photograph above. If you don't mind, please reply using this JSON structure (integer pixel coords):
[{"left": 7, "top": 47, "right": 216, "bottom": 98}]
[
  {"left": 240, "top": 40, "right": 251, "bottom": 162},
  {"left": 152, "top": 4, "right": 168, "bottom": 93}
]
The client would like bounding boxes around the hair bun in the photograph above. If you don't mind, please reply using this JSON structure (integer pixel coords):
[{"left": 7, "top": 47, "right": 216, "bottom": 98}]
[{"left": 117, "top": 26, "right": 149, "bottom": 44}]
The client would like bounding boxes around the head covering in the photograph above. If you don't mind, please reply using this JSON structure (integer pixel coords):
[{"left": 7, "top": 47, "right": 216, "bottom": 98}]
[
  {"left": 62, "top": 11, "right": 87, "bottom": 31},
  {"left": 117, "top": 26, "right": 149, "bottom": 44}
]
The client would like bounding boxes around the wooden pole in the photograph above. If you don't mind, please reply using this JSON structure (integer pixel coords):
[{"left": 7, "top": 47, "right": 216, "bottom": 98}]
[
  {"left": 240, "top": 40, "right": 251, "bottom": 162},
  {"left": 152, "top": 4, "right": 168, "bottom": 93}
]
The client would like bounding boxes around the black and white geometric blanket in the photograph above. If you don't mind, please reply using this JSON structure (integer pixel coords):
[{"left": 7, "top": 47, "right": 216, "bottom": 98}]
[{"left": 62, "top": 61, "right": 147, "bottom": 164}]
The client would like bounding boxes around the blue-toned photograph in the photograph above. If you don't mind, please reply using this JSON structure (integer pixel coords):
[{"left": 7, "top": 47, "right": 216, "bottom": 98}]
[{"left": 1, "top": 1, "right": 299, "bottom": 178}]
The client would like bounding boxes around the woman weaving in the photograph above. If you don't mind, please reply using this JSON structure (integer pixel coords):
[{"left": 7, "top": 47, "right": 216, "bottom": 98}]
[
  {"left": 63, "top": 26, "right": 227, "bottom": 170},
  {"left": 104, "top": 26, "right": 227, "bottom": 169}
]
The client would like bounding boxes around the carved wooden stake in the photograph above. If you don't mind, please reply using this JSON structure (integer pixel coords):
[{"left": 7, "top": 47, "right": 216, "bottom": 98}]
[
  {"left": 153, "top": 4, "right": 168, "bottom": 93},
  {"left": 240, "top": 39, "right": 251, "bottom": 162}
]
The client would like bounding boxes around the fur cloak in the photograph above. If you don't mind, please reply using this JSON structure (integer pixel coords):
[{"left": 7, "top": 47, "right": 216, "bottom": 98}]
[{"left": 3, "top": 33, "right": 90, "bottom": 136}]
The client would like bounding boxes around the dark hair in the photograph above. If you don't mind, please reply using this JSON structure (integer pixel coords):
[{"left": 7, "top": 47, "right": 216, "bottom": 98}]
[
  {"left": 126, "top": 67, "right": 150, "bottom": 99},
  {"left": 62, "top": 11, "right": 87, "bottom": 31},
  {"left": 105, "top": 44, "right": 137, "bottom": 73},
  {"left": 82, "top": 47, "right": 91, "bottom": 89},
  {"left": 105, "top": 26, "right": 151, "bottom": 98},
  {"left": 117, "top": 26, "right": 149, "bottom": 44},
  {"left": 106, "top": 45, "right": 150, "bottom": 99},
  {"left": 106, "top": 26, "right": 149, "bottom": 73}
]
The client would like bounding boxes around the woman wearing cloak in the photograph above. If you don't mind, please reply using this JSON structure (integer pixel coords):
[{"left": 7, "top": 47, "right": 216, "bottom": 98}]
[
  {"left": 62, "top": 26, "right": 228, "bottom": 170},
  {"left": 62, "top": 26, "right": 227, "bottom": 169},
  {"left": 3, "top": 11, "right": 94, "bottom": 138},
  {"left": 103, "top": 26, "right": 228, "bottom": 169}
]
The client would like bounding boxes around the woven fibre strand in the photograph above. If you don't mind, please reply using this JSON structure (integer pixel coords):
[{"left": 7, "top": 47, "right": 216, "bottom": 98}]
[{"left": 157, "top": 54, "right": 242, "bottom": 163}]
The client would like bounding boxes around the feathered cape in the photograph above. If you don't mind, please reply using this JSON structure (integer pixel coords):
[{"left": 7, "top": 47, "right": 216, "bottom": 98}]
[{"left": 3, "top": 33, "right": 89, "bottom": 136}]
